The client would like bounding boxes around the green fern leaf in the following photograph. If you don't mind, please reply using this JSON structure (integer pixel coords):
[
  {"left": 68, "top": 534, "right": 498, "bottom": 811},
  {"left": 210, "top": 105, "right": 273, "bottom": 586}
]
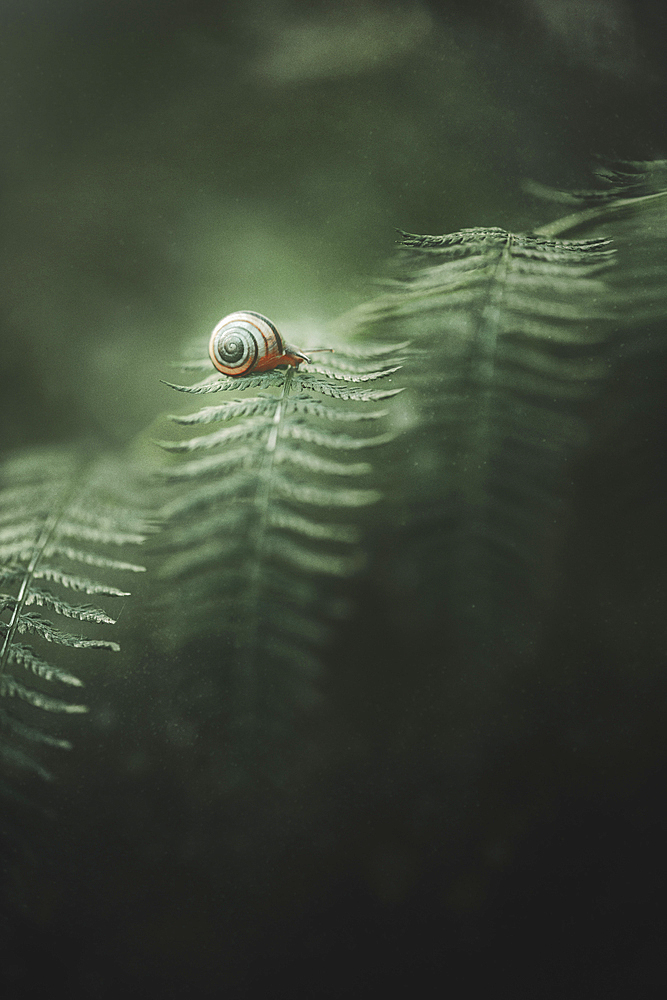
[
  {"left": 162, "top": 371, "right": 288, "bottom": 394},
  {"left": 0, "top": 447, "right": 148, "bottom": 785},
  {"left": 297, "top": 364, "right": 402, "bottom": 383},
  {"left": 169, "top": 397, "right": 278, "bottom": 426},
  {"left": 290, "top": 394, "right": 398, "bottom": 421},
  {"left": 339, "top": 225, "right": 618, "bottom": 669},
  {"left": 30, "top": 568, "right": 131, "bottom": 597},
  {"left": 276, "top": 449, "right": 371, "bottom": 476},
  {"left": 158, "top": 416, "right": 274, "bottom": 453},
  {"left": 295, "top": 381, "right": 405, "bottom": 401},
  {"left": 4, "top": 587, "right": 117, "bottom": 625},
  {"left": 156, "top": 346, "right": 401, "bottom": 786},
  {"left": 285, "top": 425, "right": 394, "bottom": 450}
]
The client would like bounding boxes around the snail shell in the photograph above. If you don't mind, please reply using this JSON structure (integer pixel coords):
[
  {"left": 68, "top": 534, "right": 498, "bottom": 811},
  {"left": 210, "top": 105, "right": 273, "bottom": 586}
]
[{"left": 208, "top": 311, "right": 309, "bottom": 377}]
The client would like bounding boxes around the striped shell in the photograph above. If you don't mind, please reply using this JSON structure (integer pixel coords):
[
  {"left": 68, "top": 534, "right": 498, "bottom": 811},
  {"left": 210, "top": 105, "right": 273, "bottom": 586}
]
[{"left": 208, "top": 311, "right": 309, "bottom": 376}]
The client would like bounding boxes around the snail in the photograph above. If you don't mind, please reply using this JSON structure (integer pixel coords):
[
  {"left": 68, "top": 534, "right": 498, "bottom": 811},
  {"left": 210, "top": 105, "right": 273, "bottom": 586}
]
[{"left": 208, "top": 311, "right": 315, "bottom": 377}]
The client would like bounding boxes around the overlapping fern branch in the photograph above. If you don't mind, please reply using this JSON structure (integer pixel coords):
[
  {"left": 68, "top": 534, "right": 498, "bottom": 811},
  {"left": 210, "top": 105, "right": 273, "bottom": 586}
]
[
  {"left": 156, "top": 345, "right": 403, "bottom": 782},
  {"left": 533, "top": 159, "right": 667, "bottom": 353},
  {"left": 336, "top": 227, "right": 618, "bottom": 667},
  {"left": 527, "top": 161, "right": 667, "bottom": 654},
  {"left": 0, "top": 447, "right": 148, "bottom": 785}
]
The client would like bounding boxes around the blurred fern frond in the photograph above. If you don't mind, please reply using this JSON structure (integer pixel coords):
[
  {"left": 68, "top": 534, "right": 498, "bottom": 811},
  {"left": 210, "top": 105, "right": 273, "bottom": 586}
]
[
  {"left": 337, "top": 227, "right": 617, "bottom": 669},
  {"left": 534, "top": 160, "right": 667, "bottom": 335},
  {"left": 0, "top": 447, "right": 148, "bottom": 786}
]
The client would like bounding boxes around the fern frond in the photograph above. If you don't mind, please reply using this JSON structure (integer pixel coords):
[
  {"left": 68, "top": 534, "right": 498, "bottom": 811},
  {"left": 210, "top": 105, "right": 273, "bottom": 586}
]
[
  {"left": 0, "top": 447, "right": 148, "bottom": 784},
  {"left": 339, "top": 226, "right": 618, "bottom": 668},
  {"left": 156, "top": 347, "right": 401, "bottom": 785}
]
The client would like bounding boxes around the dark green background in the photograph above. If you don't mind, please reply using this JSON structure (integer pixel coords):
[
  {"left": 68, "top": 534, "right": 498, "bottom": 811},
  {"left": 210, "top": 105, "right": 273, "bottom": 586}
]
[{"left": 2, "top": 2, "right": 667, "bottom": 998}]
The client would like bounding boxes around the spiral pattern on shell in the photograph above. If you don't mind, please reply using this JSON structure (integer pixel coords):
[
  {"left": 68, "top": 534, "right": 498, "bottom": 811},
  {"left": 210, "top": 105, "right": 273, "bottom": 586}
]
[{"left": 208, "top": 311, "right": 283, "bottom": 376}]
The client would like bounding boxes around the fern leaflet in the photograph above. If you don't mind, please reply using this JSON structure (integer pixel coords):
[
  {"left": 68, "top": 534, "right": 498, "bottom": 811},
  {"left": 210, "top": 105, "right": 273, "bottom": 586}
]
[{"left": 534, "top": 160, "right": 667, "bottom": 338}]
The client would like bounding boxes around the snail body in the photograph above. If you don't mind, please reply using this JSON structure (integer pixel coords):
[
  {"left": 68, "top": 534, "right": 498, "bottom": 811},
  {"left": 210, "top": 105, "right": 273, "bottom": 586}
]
[{"left": 208, "top": 311, "right": 310, "bottom": 377}]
